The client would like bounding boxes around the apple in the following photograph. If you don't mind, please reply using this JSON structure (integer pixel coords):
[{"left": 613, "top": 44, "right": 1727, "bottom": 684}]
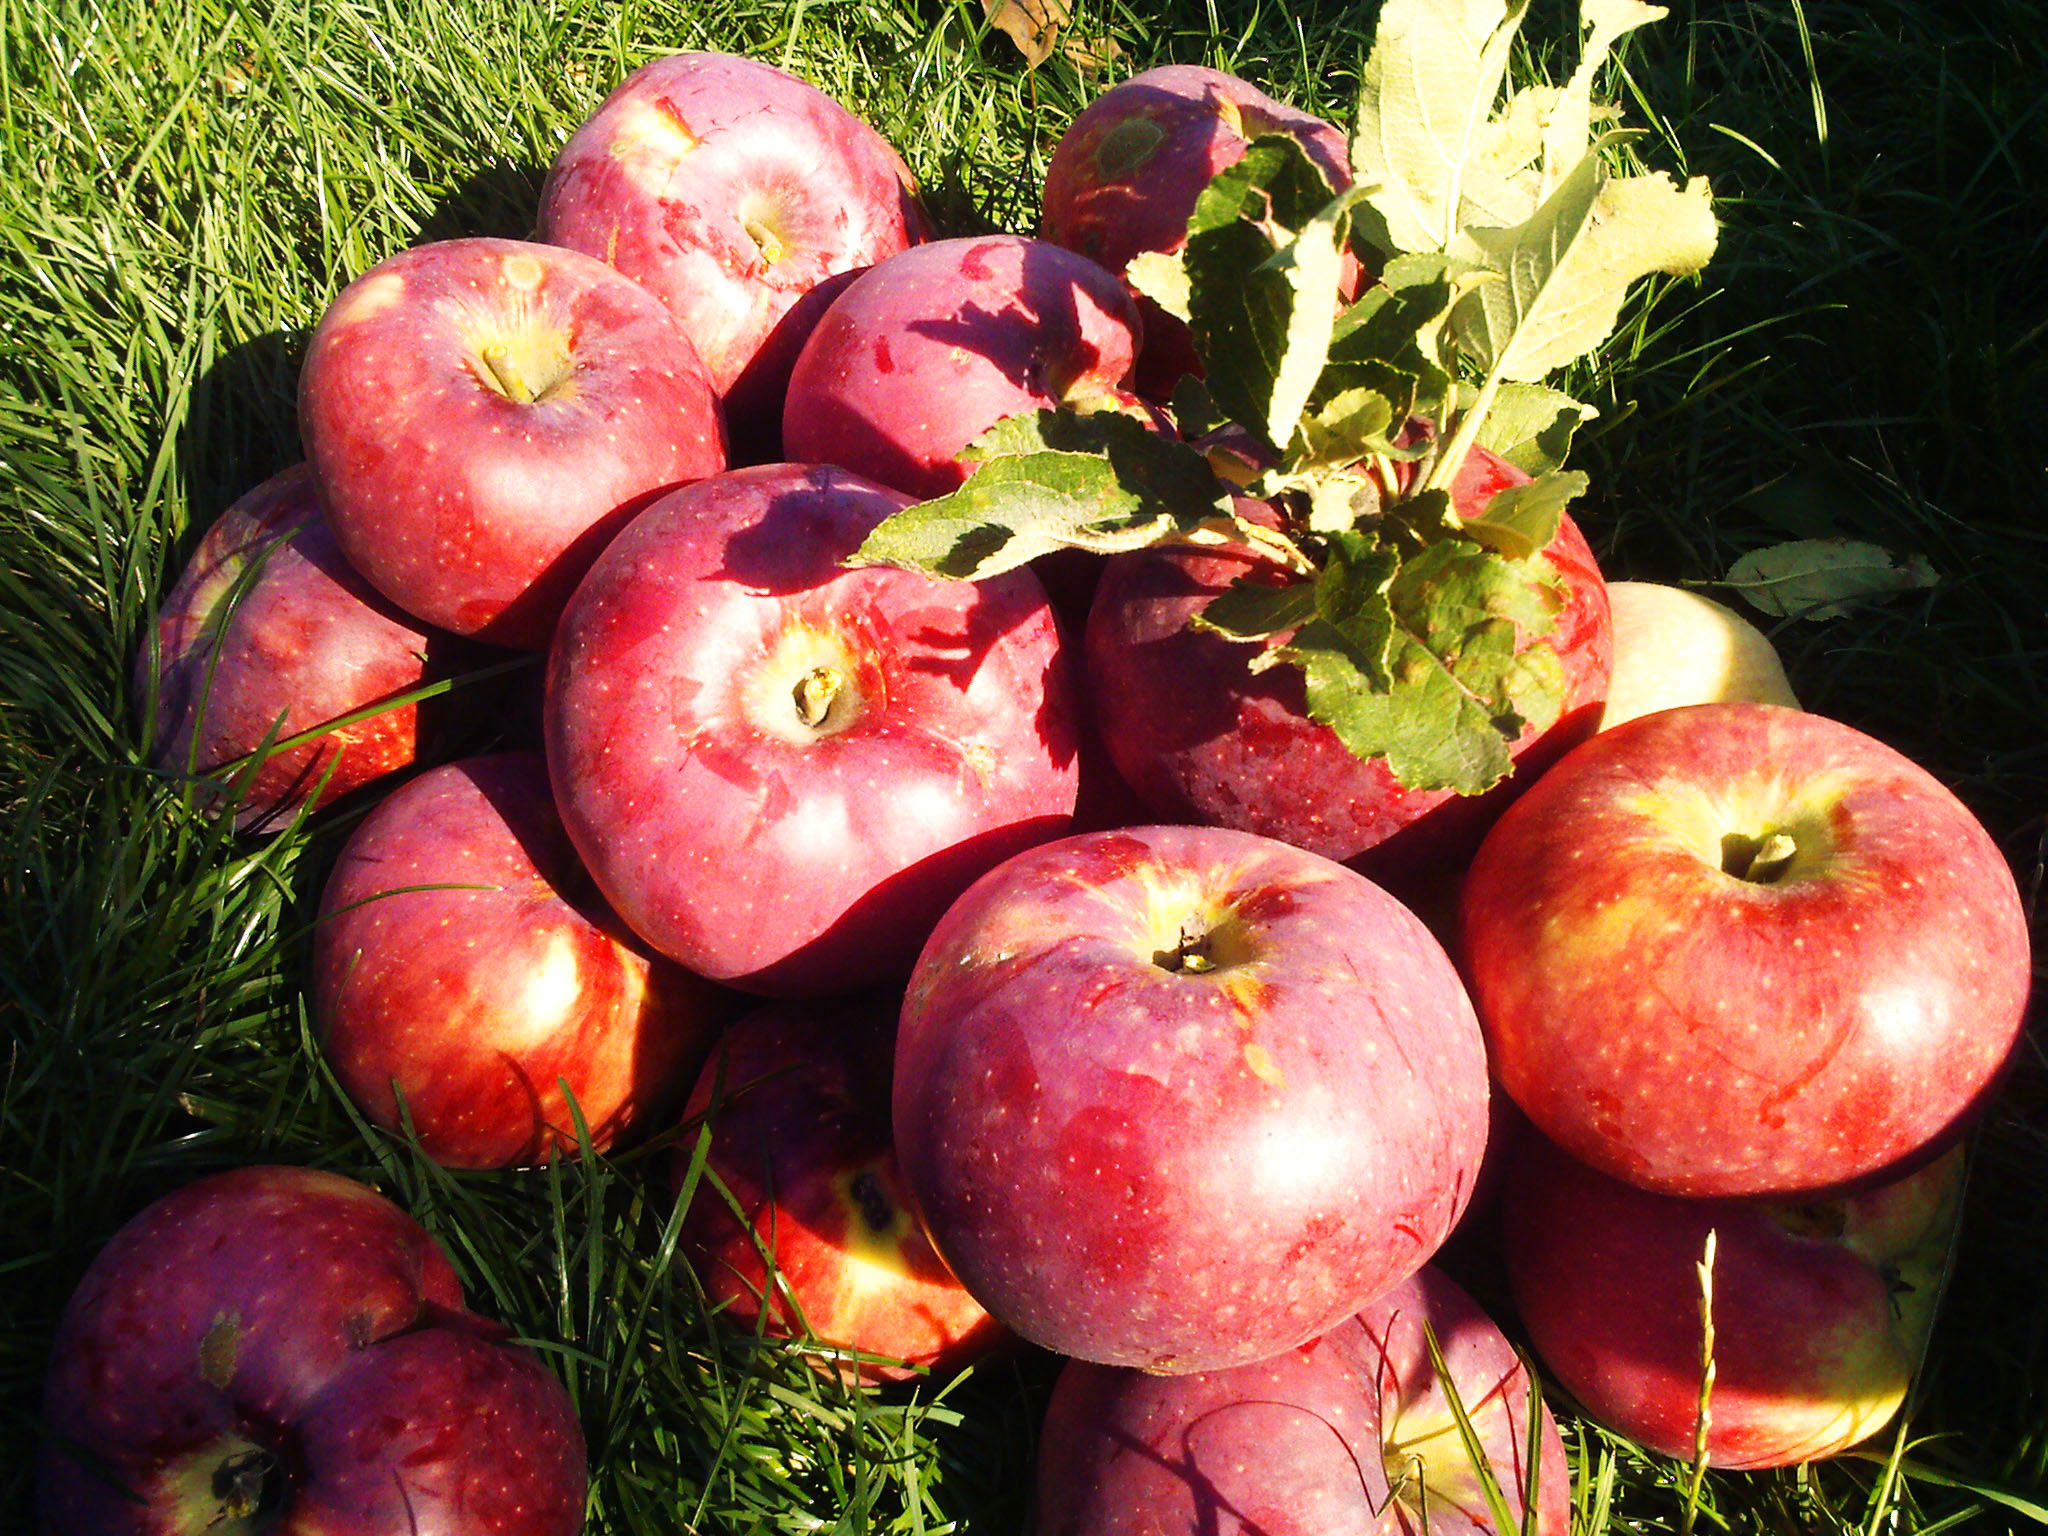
[
  {"left": 299, "top": 235, "right": 725, "bottom": 649},
  {"left": 1461, "top": 700, "right": 2032, "bottom": 1198},
  {"left": 1041, "top": 64, "right": 1353, "bottom": 398},
  {"left": 138, "top": 461, "right": 464, "bottom": 833},
  {"left": 1503, "top": 1131, "right": 1965, "bottom": 1469},
  {"left": 891, "top": 823, "right": 1492, "bottom": 1373},
  {"left": 312, "top": 750, "right": 726, "bottom": 1168},
  {"left": 676, "top": 995, "right": 1004, "bottom": 1384},
  {"left": 1034, "top": 1265, "right": 1568, "bottom": 1535},
  {"left": 545, "top": 462, "right": 1080, "bottom": 997},
  {"left": 1083, "top": 445, "right": 1612, "bottom": 882},
  {"left": 1601, "top": 579, "right": 1800, "bottom": 730},
  {"left": 537, "top": 50, "right": 927, "bottom": 436},
  {"left": 37, "top": 1165, "right": 585, "bottom": 1535},
  {"left": 780, "top": 234, "right": 1146, "bottom": 501}
]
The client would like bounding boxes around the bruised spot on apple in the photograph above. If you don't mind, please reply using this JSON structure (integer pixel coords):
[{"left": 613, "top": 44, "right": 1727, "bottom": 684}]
[{"left": 607, "top": 93, "right": 703, "bottom": 180}]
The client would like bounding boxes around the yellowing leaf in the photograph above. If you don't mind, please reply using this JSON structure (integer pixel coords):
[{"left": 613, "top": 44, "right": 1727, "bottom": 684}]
[
  {"left": 1450, "top": 148, "right": 1716, "bottom": 382},
  {"left": 982, "top": 0, "right": 1070, "bottom": 69},
  {"left": 1540, "top": 0, "right": 1668, "bottom": 198},
  {"left": 1126, "top": 250, "right": 1191, "bottom": 321},
  {"left": 1724, "top": 539, "right": 1940, "bottom": 620},
  {"left": 1353, "top": 0, "right": 1533, "bottom": 253}
]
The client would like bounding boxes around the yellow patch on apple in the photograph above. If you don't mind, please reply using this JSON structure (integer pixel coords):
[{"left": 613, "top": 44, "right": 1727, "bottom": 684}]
[{"left": 1600, "top": 581, "right": 1799, "bottom": 730}]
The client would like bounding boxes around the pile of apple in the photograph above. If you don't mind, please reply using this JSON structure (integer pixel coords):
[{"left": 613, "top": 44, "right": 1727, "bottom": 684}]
[{"left": 57, "top": 2, "right": 2034, "bottom": 1533}]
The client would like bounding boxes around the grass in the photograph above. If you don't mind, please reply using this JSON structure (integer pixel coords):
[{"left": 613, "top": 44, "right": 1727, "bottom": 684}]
[{"left": 2, "top": 0, "right": 2045, "bottom": 1530}]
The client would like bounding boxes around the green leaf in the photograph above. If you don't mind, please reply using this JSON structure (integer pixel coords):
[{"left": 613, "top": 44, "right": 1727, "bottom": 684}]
[
  {"left": 1462, "top": 468, "right": 1588, "bottom": 559},
  {"left": 1296, "top": 387, "right": 1400, "bottom": 470},
  {"left": 1450, "top": 143, "right": 1718, "bottom": 382},
  {"left": 1191, "top": 577, "right": 1320, "bottom": 649},
  {"left": 1353, "top": 0, "right": 1534, "bottom": 254},
  {"left": 1182, "top": 136, "right": 1352, "bottom": 450},
  {"left": 1318, "top": 254, "right": 1481, "bottom": 434},
  {"left": 1474, "top": 382, "right": 1597, "bottom": 474},
  {"left": 1723, "top": 538, "right": 1939, "bottom": 620},
  {"left": 850, "top": 409, "right": 1233, "bottom": 580},
  {"left": 1281, "top": 535, "right": 1564, "bottom": 792}
]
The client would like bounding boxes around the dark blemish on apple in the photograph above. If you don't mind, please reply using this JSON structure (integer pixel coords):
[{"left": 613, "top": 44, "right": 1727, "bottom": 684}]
[
  {"left": 198, "top": 1310, "right": 243, "bottom": 1389},
  {"left": 872, "top": 333, "right": 894, "bottom": 374},
  {"left": 851, "top": 1168, "right": 895, "bottom": 1233},
  {"left": 1092, "top": 117, "right": 1165, "bottom": 181}
]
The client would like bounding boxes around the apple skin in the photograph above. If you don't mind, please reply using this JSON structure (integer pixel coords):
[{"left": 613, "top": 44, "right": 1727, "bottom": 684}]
[
  {"left": 1034, "top": 1265, "right": 1568, "bottom": 1536},
  {"left": 676, "top": 996, "right": 1005, "bottom": 1384},
  {"left": 312, "top": 750, "right": 726, "bottom": 1169},
  {"left": 780, "top": 234, "right": 1146, "bottom": 500},
  {"left": 1600, "top": 579, "right": 1799, "bottom": 730},
  {"left": 36, "top": 1165, "right": 585, "bottom": 1536},
  {"left": 1083, "top": 446, "right": 1612, "bottom": 882},
  {"left": 1460, "top": 700, "right": 2033, "bottom": 1199},
  {"left": 545, "top": 462, "right": 1081, "bottom": 997},
  {"left": 299, "top": 235, "right": 726, "bottom": 649},
  {"left": 1041, "top": 65, "right": 1353, "bottom": 398},
  {"left": 892, "top": 823, "right": 1491, "bottom": 1374},
  {"left": 537, "top": 51, "right": 927, "bottom": 423},
  {"left": 138, "top": 462, "right": 460, "bottom": 833},
  {"left": 1503, "top": 1132, "right": 1965, "bottom": 1469}
]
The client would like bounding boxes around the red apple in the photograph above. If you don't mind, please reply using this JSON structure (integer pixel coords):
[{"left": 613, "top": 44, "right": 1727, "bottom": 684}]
[
  {"left": 892, "top": 823, "right": 1492, "bottom": 1373},
  {"left": 1083, "top": 446, "right": 1612, "bottom": 882},
  {"left": 37, "top": 1165, "right": 585, "bottom": 1535},
  {"left": 537, "top": 51, "right": 926, "bottom": 433},
  {"left": 312, "top": 751, "right": 725, "bottom": 1168},
  {"left": 138, "top": 462, "right": 461, "bottom": 833},
  {"left": 780, "top": 234, "right": 1146, "bottom": 501},
  {"left": 299, "top": 235, "right": 725, "bottom": 649},
  {"left": 545, "top": 462, "right": 1080, "bottom": 996},
  {"left": 1461, "top": 700, "right": 2032, "bottom": 1199},
  {"left": 1503, "top": 1132, "right": 1965, "bottom": 1469},
  {"left": 676, "top": 996, "right": 1004, "bottom": 1384},
  {"left": 1035, "top": 1265, "right": 1568, "bottom": 1535},
  {"left": 1041, "top": 64, "right": 1353, "bottom": 398}
]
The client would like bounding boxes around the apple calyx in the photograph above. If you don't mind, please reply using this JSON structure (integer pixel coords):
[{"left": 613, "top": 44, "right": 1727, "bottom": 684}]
[
  {"left": 746, "top": 620, "right": 878, "bottom": 742},
  {"left": 1152, "top": 928, "right": 1218, "bottom": 974},
  {"left": 793, "top": 665, "right": 847, "bottom": 730},
  {"left": 853, "top": 0, "right": 1716, "bottom": 796},
  {"left": 166, "top": 1435, "right": 290, "bottom": 1536}
]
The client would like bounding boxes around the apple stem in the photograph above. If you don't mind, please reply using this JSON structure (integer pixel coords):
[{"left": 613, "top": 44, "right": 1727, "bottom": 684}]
[
  {"left": 1725, "top": 830, "right": 1798, "bottom": 884},
  {"left": 479, "top": 344, "right": 535, "bottom": 404},
  {"left": 1153, "top": 928, "right": 1216, "bottom": 974},
  {"left": 793, "top": 666, "right": 844, "bottom": 730},
  {"left": 743, "top": 214, "right": 786, "bottom": 265}
]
